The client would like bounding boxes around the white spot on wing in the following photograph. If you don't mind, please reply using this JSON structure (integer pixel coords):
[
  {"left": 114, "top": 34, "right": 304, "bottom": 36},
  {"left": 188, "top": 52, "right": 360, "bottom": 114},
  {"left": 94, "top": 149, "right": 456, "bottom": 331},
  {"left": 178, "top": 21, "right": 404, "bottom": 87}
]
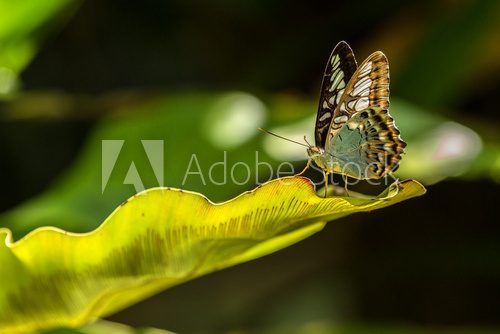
[
  {"left": 331, "top": 54, "right": 340, "bottom": 65},
  {"left": 318, "top": 123, "right": 329, "bottom": 132},
  {"left": 330, "top": 70, "right": 343, "bottom": 89},
  {"left": 319, "top": 112, "right": 331, "bottom": 121},
  {"left": 347, "top": 121, "right": 359, "bottom": 130},
  {"left": 336, "top": 90, "right": 344, "bottom": 104},
  {"left": 334, "top": 115, "right": 348, "bottom": 124},
  {"left": 340, "top": 102, "right": 347, "bottom": 113},
  {"left": 359, "top": 61, "right": 372, "bottom": 76},
  {"left": 354, "top": 76, "right": 371, "bottom": 89},
  {"left": 354, "top": 97, "right": 369, "bottom": 110},
  {"left": 330, "top": 68, "right": 340, "bottom": 82},
  {"left": 352, "top": 78, "right": 371, "bottom": 96}
]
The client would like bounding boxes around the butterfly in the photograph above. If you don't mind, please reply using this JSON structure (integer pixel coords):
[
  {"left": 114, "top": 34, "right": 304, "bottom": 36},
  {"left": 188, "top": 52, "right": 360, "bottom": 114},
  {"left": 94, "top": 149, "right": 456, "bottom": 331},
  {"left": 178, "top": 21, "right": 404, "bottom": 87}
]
[
  {"left": 299, "top": 41, "right": 406, "bottom": 196},
  {"left": 260, "top": 41, "right": 406, "bottom": 196}
]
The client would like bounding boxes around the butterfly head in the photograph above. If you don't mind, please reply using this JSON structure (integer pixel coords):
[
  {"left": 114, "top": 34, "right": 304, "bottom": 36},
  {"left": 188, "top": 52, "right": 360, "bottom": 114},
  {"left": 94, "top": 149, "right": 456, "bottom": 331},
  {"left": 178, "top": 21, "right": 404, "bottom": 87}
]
[
  {"left": 306, "top": 146, "right": 331, "bottom": 172},
  {"left": 302, "top": 134, "right": 323, "bottom": 157},
  {"left": 306, "top": 146, "right": 323, "bottom": 158}
]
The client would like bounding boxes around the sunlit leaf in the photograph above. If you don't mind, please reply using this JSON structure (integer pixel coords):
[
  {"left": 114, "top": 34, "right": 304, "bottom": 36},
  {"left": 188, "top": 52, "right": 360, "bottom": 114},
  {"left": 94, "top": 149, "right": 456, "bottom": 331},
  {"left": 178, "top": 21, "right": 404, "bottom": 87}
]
[
  {"left": 43, "top": 320, "right": 173, "bottom": 334},
  {"left": 0, "top": 177, "right": 425, "bottom": 333}
]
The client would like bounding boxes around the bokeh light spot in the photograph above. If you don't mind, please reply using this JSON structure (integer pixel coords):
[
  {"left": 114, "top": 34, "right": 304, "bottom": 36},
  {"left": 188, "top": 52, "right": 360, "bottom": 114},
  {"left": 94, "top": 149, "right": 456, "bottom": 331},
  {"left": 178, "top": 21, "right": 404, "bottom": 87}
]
[{"left": 205, "top": 92, "right": 266, "bottom": 149}]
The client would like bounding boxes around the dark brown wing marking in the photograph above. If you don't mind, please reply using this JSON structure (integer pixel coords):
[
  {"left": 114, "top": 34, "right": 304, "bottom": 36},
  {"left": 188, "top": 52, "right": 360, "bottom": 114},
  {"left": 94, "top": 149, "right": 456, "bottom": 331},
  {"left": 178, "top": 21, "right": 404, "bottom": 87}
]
[{"left": 315, "top": 41, "right": 357, "bottom": 148}]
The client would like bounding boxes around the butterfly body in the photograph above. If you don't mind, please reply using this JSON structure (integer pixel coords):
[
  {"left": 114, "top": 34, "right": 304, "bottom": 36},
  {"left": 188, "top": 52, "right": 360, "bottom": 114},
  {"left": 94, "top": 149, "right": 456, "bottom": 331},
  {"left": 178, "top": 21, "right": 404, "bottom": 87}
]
[{"left": 306, "top": 41, "right": 406, "bottom": 191}]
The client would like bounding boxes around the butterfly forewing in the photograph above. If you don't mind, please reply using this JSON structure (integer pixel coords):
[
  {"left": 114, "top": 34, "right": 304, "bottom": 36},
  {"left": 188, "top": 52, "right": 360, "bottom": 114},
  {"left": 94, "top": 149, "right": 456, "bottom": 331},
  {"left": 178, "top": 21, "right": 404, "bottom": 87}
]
[
  {"left": 324, "top": 51, "right": 390, "bottom": 148},
  {"left": 315, "top": 41, "right": 357, "bottom": 148}
]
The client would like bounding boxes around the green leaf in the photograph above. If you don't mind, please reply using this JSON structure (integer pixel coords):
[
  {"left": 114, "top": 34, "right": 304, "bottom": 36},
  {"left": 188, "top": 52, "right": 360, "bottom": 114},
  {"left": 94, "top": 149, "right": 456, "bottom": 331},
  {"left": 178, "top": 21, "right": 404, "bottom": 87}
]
[
  {"left": 0, "top": 0, "right": 79, "bottom": 95},
  {"left": 43, "top": 319, "right": 173, "bottom": 334},
  {"left": 0, "top": 177, "right": 425, "bottom": 333}
]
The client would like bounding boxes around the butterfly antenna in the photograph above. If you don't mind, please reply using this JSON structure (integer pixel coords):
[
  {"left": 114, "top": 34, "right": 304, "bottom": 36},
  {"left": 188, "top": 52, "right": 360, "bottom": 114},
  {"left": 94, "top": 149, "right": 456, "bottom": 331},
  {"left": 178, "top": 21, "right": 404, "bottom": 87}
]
[
  {"left": 258, "top": 128, "right": 310, "bottom": 148},
  {"left": 303, "top": 136, "right": 312, "bottom": 148}
]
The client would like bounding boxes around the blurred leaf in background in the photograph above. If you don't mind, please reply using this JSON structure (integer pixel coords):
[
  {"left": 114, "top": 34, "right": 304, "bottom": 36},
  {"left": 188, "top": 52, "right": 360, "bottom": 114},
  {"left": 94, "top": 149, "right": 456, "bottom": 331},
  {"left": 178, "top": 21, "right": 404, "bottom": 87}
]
[{"left": 0, "top": 0, "right": 80, "bottom": 96}]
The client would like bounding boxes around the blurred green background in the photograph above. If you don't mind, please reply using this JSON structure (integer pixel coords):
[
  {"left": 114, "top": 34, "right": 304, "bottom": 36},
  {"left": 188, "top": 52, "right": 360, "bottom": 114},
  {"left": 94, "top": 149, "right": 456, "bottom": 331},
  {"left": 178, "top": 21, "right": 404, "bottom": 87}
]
[{"left": 1, "top": 0, "right": 499, "bottom": 333}]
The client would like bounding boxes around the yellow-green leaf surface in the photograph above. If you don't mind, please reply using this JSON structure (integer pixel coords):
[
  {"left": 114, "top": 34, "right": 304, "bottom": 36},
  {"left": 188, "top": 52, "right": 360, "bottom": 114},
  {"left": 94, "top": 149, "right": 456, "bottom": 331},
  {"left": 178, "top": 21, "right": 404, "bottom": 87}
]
[
  {"left": 44, "top": 320, "right": 173, "bottom": 334},
  {"left": 0, "top": 177, "right": 425, "bottom": 333}
]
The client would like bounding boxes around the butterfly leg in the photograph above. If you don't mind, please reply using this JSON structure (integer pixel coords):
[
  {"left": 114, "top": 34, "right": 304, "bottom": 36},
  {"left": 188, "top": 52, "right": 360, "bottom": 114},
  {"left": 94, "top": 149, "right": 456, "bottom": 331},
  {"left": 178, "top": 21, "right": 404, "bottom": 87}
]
[
  {"left": 387, "top": 172, "right": 401, "bottom": 184},
  {"left": 323, "top": 172, "right": 329, "bottom": 198},
  {"left": 387, "top": 173, "right": 403, "bottom": 191},
  {"left": 296, "top": 159, "right": 311, "bottom": 176},
  {"left": 344, "top": 177, "right": 350, "bottom": 197}
]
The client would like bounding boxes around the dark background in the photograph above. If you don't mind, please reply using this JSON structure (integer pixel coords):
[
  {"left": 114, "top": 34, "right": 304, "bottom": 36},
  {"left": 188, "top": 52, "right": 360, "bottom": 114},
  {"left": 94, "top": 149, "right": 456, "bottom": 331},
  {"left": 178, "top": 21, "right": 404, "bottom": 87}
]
[{"left": 1, "top": 0, "right": 499, "bottom": 332}]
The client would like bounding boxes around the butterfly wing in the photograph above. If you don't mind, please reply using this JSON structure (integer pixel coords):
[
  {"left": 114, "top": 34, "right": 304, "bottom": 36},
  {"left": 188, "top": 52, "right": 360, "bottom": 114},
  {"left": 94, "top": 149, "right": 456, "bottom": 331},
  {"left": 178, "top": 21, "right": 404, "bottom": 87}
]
[
  {"left": 315, "top": 41, "right": 357, "bottom": 148},
  {"left": 324, "top": 51, "right": 390, "bottom": 148},
  {"left": 328, "top": 107, "right": 406, "bottom": 179}
]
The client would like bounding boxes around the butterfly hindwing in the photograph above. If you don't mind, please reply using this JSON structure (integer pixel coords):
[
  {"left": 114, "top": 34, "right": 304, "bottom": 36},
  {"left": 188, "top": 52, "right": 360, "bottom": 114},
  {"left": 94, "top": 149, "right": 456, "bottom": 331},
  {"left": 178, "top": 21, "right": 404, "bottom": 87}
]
[
  {"left": 325, "top": 51, "right": 390, "bottom": 148},
  {"left": 315, "top": 41, "right": 357, "bottom": 148},
  {"left": 328, "top": 107, "right": 406, "bottom": 179}
]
